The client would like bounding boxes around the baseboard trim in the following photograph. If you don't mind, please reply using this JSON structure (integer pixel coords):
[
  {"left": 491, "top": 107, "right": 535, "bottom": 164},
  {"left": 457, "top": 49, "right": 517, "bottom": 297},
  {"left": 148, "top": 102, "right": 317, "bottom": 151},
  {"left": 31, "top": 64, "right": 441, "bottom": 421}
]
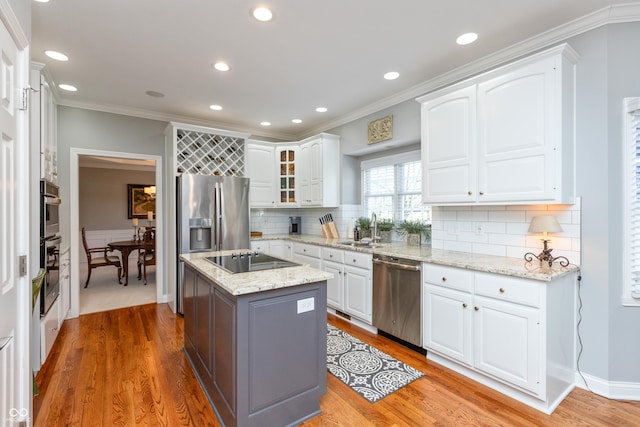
[{"left": 575, "top": 372, "right": 640, "bottom": 401}]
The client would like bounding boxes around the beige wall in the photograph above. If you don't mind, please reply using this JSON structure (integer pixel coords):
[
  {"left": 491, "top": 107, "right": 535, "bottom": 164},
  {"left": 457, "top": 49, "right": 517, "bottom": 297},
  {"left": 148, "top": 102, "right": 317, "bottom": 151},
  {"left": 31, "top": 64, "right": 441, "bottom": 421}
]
[{"left": 79, "top": 167, "right": 155, "bottom": 231}]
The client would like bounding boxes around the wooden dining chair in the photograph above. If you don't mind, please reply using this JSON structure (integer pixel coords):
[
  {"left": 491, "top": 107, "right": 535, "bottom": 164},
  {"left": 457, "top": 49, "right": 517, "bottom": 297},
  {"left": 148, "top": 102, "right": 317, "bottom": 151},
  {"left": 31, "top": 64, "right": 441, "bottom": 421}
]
[
  {"left": 81, "top": 227, "right": 122, "bottom": 287},
  {"left": 137, "top": 228, "right": 156, "bottom": 285}
]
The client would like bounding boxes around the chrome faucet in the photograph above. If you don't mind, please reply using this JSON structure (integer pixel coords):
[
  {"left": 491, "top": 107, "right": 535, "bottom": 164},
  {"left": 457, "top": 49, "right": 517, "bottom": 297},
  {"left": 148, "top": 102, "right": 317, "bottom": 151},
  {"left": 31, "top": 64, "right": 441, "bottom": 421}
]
[{"left": 371, "top": 212, "right": 380, "bottom": 243}]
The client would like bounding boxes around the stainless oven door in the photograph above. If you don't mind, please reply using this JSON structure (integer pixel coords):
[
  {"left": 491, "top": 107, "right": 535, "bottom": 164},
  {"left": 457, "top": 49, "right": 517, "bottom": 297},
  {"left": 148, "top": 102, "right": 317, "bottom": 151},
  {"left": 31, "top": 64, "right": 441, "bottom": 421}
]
[{"left": 41, "top": 235, "right": 61, "bottom": 315}]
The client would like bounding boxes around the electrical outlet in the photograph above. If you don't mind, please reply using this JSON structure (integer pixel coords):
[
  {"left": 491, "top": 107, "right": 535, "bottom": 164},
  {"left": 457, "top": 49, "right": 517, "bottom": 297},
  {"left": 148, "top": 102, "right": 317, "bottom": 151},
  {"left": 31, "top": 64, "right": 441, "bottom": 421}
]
[{"left": 297, "top": 297, "right": 315, "bottom": 314}]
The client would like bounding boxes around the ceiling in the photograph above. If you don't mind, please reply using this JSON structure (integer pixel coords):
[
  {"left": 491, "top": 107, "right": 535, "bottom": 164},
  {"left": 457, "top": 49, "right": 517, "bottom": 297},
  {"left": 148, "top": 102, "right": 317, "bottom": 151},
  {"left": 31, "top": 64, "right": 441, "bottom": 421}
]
[{"left": 31, "top": 0, "right": 629, "bottom": 141}]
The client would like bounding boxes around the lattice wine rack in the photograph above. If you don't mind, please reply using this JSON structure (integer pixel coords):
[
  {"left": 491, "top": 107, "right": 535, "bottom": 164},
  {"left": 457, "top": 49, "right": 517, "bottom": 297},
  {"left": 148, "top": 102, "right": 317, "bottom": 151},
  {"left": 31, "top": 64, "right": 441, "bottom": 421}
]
[{"left": 176, "top": 129, "right": 245, "bottom": 176}]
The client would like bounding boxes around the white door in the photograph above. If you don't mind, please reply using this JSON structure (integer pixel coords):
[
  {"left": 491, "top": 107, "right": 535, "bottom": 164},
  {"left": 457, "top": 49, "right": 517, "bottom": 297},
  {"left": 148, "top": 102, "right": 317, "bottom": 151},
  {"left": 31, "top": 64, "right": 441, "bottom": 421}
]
[
  {"left": 245, "top": 142, "right": 275, "bottom": 207},
  {"left": 0, "top": 14, "right": 29, "bottom": 426}
]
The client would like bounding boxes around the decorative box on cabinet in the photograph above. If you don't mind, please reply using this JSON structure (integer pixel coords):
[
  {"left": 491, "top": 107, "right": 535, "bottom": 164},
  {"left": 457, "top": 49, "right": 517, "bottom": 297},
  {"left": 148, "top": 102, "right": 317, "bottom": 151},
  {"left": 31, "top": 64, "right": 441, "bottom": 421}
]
[
  {"left": 417, "top": 44, "right": 577, "bottom": 205},
  {"left": 423, "top": 263, "right": 577, "bottom": 414}
]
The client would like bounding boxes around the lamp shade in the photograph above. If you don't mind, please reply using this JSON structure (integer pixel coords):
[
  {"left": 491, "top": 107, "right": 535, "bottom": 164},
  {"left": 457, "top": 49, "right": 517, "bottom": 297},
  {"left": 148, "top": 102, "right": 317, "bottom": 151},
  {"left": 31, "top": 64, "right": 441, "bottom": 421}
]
[{"left": 528, "top": 215, "right": 563, "bottom": 233}]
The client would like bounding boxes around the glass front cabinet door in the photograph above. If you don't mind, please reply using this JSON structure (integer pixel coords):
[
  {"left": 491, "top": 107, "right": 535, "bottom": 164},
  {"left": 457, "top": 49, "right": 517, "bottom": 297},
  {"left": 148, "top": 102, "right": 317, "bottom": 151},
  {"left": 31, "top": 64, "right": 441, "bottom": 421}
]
[{"left": 277, "top": 147, "right": 298, "bottom": 206}]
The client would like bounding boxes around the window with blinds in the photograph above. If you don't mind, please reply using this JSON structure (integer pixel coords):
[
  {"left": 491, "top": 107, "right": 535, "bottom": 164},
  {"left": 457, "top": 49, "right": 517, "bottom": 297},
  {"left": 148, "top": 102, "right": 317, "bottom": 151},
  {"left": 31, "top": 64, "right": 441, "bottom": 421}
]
[
  {"left": 362, "top": 151, "right": 431, "bottom": 223},
  {"left": 624, "top": 98, "right": 640, "bottom": 306}
]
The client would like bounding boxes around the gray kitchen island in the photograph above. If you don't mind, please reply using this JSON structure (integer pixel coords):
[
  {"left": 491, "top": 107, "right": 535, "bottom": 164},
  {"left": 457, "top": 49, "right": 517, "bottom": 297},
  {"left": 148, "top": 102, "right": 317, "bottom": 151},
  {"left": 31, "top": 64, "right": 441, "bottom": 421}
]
[{"left": 180, "top": 250, "right": 332, "bottom": 427}]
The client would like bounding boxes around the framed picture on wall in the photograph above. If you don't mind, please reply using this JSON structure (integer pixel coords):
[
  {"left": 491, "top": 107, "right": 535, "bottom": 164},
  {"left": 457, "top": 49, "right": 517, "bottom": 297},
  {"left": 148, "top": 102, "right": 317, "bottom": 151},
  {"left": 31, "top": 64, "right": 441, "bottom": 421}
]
[{"left": 127, "top": 184, "right": 156, "bottom": 219}]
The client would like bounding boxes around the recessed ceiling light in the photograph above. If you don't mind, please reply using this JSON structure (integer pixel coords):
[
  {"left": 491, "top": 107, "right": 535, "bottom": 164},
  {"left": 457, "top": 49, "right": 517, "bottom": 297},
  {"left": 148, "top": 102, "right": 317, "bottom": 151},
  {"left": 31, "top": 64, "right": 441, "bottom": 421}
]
[
  {"left": 58, "top": 84, "right": 77, "bottom": 92},
  {"left": 383, "top": 71, "right": 399, "bottom": 80},
  {"left": 291, "top": 119, "right": 302, "bottom": 124},
  {"left": 456, "top": 32, "right": 478, "bottom": 45},
  {"left": 213, "top": 62, "right": 230, "bottom": 72},
  {"left": 45, "top": 50, "right": 68, "bottom": 61},
  {"left": 315, "top": 107, "right": 327, "bottom": 113},
  {"left": 209, "top": 104, "right": 223, "bottom": 111},
  {"left": 260, "top": 121, "right": 271, "bottom": 126},
  {"left": 253, "top": 7, "right": 273, "bottom": 22},
  {"left": 34, "top": 0, "right": 50, "bottom": 3},
  {"left": 145, "top": 90, "right": 164, "bottom": 98}
]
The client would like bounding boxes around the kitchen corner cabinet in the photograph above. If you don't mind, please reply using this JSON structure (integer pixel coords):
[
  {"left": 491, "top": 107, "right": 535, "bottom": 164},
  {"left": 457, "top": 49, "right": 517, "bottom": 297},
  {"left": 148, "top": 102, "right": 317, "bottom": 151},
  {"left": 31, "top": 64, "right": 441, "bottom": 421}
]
[
  {"left": 423, "top": 263, "right": 577, "bottom": 414},
  {"left": 245, "top": 133, "right": 340, "bottom": 209},
  {"left": 276, "top": 146, "right": 299, "bottom": 206},
  {"left": 299, "top": 134, "right": 340, "bottom": 207},
  {"left": 322, "top": 247, "right": 372, "bottom": 324},
  {"left": 417, "top": 44, "right": 578, "bottom": 205}
]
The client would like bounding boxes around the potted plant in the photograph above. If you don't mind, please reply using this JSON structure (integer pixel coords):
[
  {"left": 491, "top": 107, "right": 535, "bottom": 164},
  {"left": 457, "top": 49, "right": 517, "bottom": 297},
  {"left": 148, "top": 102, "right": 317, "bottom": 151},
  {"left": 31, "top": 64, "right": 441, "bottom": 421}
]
[
  {"left": 376, "top": 218, "right": 395, "bottom": 243},
  {"left": 356, "top": 216, "right": 371, "bottom": 238},
  {"left": 396, "top": 220, "right": 431, "bottom": 246}
]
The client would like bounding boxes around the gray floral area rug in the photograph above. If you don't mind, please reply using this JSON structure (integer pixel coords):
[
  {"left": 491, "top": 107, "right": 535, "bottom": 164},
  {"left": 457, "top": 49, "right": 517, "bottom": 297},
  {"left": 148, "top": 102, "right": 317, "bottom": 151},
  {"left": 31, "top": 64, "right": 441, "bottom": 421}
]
[{"left": 327, "top": 324, "right": 424, "bottom": 402}]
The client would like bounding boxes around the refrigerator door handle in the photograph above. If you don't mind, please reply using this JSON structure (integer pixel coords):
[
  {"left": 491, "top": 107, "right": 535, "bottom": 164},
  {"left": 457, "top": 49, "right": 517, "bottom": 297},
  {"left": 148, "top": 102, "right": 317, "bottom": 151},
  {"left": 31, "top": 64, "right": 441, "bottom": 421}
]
[{"left": 215, "top": 182, "right": 223, "bottom": 250}]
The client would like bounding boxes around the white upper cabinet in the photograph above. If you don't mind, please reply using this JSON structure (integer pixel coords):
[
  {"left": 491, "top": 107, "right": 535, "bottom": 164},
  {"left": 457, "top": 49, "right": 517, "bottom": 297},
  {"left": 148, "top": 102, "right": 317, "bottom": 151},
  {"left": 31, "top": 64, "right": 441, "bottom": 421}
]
[
  {"left": 417, "top": 44, "right": 577, "bottom": 205},
  {"left": 299, "top": 134, "right": 340, "bottom": 207},
  {"left": 245, "top": 141, "right": 276, "bottom": 207},
  {"left": 421, "top": 86, "right": 476, "bottom": 204},
  {"left": 32, "top": 64, "right": 58, "bottom": 184},
  {"left": 246, "top": 133, "right": 340, "bottom": 208}
]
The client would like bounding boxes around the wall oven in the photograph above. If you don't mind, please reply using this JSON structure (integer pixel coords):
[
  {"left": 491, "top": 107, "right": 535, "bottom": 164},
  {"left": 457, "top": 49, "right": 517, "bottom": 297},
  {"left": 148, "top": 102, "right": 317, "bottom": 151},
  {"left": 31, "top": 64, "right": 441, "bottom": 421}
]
[
  {"left": 40, "top": 180, "right": 60, "bottom": 237},
  {"left": 40, "top": 179, "right": 61, "bottom": 315},
  {"left": 40, "top": 235, "right": 61, "bottom": 315}
]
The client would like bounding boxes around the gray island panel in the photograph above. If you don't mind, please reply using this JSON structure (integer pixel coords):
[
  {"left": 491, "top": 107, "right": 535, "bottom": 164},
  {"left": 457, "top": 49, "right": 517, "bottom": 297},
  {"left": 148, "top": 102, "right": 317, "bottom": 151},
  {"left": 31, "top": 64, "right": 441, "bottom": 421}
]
[{"left": 183, "top": 260, "right": 327, "bottom": 427}]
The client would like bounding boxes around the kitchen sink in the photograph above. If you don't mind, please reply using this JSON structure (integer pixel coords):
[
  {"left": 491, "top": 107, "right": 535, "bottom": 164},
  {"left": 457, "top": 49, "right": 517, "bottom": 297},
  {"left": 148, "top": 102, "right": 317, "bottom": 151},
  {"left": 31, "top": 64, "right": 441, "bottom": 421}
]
[{"left": 336, "top": 240, "right": 381, "bottom": 248}]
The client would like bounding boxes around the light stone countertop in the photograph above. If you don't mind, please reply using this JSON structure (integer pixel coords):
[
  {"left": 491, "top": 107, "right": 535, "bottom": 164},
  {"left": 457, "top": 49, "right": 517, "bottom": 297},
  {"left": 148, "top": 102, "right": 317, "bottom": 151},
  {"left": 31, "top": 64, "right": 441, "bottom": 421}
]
[
  {"left": 180, "top": 249, "right": 333, "bottom": 296},
  {"left": 252, "top": 234, "right": 579, "bottom": 282}
]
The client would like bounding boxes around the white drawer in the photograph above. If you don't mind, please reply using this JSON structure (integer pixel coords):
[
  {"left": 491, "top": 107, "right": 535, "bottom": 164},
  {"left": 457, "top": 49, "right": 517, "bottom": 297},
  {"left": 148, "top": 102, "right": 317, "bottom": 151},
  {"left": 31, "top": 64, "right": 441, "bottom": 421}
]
[
  {"left": 343, "top": 250, "right": 372, "bottom": 269},
  {"left": 424, "top": 264, "right": 473, "bottom": 293},
  {"left": 293, "top": 242, "right": 321, "bottom": 258},
  {"left": 322, "top": 247, "right": 344, "bottom": 263},
  {"left": 475, "top": 273, "right": 540, "bottom": 308}
]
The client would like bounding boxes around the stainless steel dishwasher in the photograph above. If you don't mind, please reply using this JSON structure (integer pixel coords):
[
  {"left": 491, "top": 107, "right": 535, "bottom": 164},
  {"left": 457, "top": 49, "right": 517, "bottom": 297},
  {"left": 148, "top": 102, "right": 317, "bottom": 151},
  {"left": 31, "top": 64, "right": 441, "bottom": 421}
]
[{"left": 372, "top": 254, "right": 422, "bottom": 347}]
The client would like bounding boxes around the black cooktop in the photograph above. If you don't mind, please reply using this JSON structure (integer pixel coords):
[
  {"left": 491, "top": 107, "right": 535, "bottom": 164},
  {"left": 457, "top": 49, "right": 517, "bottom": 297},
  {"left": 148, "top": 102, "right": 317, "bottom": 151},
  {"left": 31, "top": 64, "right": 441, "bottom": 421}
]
[{"left": 205, "top": 252, "right": 301, "bottom": 274}]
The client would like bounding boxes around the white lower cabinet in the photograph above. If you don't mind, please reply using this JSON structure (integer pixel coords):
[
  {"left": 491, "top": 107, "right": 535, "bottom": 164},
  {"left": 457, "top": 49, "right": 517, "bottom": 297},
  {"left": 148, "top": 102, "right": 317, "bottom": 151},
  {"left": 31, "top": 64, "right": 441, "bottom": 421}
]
[
  {"left": 292, "top": 242, "right": 321, "bottom": 269},
  {"left": 41, "top": 298, "right": 60, "bottom": 364},
  {"left": 250, "top": 240, "right": 292, "bottom": 260},
  {"left": 59, "top": 248, "right": 71, "bottom": 322},
  {"left": 322, "top": 247, "right": 372, "bottom": 324},
  {"left": 423, "top": 263, "right": 576, "bottom": 414}
]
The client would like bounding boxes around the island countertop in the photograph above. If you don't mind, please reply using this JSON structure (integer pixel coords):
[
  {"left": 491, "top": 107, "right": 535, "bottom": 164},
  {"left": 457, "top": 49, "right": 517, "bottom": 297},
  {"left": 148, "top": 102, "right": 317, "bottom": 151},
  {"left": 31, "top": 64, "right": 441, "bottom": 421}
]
[
  {"left": 180, "top": 249, "right": 333, "bottom": 296},
  {"left": 251, "top": 234, "right": 579, "bottom": 282}
]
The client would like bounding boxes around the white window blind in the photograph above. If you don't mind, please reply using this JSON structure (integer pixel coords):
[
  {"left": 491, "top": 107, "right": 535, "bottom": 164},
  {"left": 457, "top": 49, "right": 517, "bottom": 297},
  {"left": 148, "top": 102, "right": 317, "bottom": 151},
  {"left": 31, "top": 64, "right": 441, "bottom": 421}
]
[
  {"left": 624, "top": 98, "right": 640, "bottom": 305},
  {"left": 362, "top": 151, "right": 431, "bottom": 223}
]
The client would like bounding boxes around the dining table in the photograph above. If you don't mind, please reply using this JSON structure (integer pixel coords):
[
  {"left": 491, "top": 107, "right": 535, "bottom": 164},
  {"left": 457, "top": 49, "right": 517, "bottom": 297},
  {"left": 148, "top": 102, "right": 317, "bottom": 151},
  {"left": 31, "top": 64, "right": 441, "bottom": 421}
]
[{"left": 108, "top": 240, "right": 144, "bottom": 286}]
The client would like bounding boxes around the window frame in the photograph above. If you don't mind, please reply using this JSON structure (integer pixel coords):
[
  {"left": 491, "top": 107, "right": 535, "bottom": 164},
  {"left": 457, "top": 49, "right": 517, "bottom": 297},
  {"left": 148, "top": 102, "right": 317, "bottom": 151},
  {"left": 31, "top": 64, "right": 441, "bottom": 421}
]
[
  {"left": 623, "top": 97, "right": 640, "bottom": 306},
  {"left": 361, "top": 150, "right": 430, "bottom": 223}
]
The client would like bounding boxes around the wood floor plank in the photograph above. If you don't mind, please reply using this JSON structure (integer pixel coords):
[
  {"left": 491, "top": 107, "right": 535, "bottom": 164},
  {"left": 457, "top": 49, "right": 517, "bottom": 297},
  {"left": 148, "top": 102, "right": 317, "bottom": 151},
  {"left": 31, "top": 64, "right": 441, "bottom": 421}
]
[{"left": 34, "top": 304, "right": 640, "bottom": 426}]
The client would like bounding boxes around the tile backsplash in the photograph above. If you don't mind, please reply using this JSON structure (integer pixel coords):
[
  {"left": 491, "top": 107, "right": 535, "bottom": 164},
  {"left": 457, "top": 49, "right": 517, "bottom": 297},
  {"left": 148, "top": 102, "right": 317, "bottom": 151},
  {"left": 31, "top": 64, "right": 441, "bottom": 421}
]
[
  {"left": 251, "top": 197, "right": 582, "bottom": 266},
  {"left": 431, "top": 197, "right": 581, "bottom": 265}
]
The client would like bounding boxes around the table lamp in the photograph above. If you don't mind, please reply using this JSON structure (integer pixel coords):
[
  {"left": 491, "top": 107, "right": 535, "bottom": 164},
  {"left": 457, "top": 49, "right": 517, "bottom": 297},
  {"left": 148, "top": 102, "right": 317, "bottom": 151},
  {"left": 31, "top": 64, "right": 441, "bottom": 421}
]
[{"left": 524, "top": 215, "right": 569, "bottom": 267}]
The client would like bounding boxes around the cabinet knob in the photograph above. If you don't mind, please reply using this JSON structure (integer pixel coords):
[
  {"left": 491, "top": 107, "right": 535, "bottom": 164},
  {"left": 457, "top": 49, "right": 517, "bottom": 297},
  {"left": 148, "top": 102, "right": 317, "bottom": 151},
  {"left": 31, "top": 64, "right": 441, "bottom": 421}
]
[
  {"left": 353, "top": 259, "right": 357, "bottom": 263},
  {"left": 467, "top": 191, "right": 472, "bottom": 196},
  {"left": 499, "top": 287, "right": 505, "bottom": 293},
  {"left": 474, "top": 306, "right": 479, "bottom": 311},
  {"left": 479, "top": 191, "right": 484, "bottom": 196},
  {"left": 303, "top": 249, "right": 307, "bottom": 252},
  {"left": 462, "top": 303, "right": 467, "bottom": 308},
  {"left": 330, "top": 254, "right": 333, "bottom": 258},
  {"left": 441, "top": 277, "right": 447, "bottom": 282}
]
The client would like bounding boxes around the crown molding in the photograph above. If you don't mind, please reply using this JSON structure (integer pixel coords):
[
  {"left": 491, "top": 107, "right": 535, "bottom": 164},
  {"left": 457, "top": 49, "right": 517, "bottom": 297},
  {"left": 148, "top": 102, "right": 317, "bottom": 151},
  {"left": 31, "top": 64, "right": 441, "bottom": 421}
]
[
  {"left": 56, "top": 99, "right": 298, "bottom": 141},
  {"left": 300, "top": 3, "right": 640, "bottom": 138}
]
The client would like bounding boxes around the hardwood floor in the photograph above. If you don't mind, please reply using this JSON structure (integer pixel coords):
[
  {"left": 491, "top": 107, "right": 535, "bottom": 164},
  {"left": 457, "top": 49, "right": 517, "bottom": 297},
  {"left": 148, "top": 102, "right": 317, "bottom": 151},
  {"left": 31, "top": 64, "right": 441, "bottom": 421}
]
[{"left": 34, "top": 303, "right": 640, "bottom": 426}]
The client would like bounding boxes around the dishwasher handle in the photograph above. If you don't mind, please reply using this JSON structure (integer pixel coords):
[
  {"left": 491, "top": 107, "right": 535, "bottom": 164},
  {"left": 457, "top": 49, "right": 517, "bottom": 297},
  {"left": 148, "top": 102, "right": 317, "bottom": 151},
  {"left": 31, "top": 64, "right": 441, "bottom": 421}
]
[{"left": 373, "top": 258, "right": 421, "bottom": 271}]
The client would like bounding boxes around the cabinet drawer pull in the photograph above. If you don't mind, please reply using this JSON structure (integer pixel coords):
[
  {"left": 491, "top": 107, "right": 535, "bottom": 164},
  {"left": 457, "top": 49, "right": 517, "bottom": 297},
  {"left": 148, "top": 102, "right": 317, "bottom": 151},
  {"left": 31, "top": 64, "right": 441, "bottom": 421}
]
[
  {"left": 499, "top": 287, "right": 505, "bottom": 293},
  {"left": 329, "top": 254, "right": 333, "bottom": 258},
  {"left": 479, "top": 191, "right": 484, "bottom": 196},
  {"left": 467, "top": 191, "right": 472, "bottom": 196},
  {"left": 352, "top": 259, "right": 357, "bottom": 263},
  {"left": 462, "top": 303, "right": 467, "bottom": 308},
  {"left": 474, "top": 306, "right": 479, "bottom": 311},
  {"left": 442, "top": 277, "right": 447, "bottom": 282}
]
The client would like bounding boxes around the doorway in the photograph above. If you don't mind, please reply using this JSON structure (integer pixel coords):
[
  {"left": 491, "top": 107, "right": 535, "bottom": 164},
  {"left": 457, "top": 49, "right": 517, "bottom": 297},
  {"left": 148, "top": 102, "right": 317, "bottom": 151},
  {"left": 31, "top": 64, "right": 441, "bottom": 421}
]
[{"left": 69, "top": 148, "right": 165, "bottom": 319}]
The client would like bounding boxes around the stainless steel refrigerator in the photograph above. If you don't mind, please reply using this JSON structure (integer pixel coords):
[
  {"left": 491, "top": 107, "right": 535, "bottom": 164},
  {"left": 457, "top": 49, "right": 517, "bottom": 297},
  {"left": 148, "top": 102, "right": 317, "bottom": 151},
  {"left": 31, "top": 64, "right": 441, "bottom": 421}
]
[{"left": 176, "top": 174, "right": 250, "bottom": 313}]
